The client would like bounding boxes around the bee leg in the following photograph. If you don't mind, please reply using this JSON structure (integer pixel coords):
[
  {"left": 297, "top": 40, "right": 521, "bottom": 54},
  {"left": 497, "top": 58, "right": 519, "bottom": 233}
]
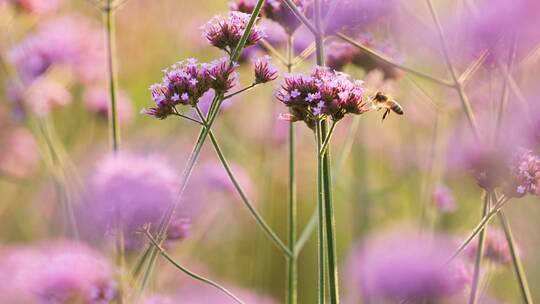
[{"left": 382, "top": 109, "right": 390, "bottom": 121}]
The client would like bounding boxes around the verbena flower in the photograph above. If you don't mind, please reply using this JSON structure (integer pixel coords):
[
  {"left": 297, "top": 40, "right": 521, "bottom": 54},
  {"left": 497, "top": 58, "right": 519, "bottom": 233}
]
[
  {"left": 345, "top": 229, "right": 469, "bottom": 302},
  {"left": 84, "top": 86, "right": 134, "bottom": 126},
  {"left": 230, "top": 0, "right": 309, "bottom": 34},
  {"left": 7, "top": 76, "right": 72, "bottom": 117},
  {"left": 82, "top": 152, "right": 190, "bottom": 250},
  {"left": 0, "top": 241, "right": 116, "bottom": 303},
  {"left": 253, "top": 55, "right": 278, "bottom": 84},
  {"left": 276, "top": 67, "right": 370, "bottom": 128},
  {"left": 143, "top": 58, "right": 237, "bottom": 119},
  {"left": 203, "top": 11, "right": 265, "bottom": 54},
  {"left": 431, "top": 184, "right": 457, "bottom": 213},
  {"left": 9, "top": 15, "right": 105, "bottom": 83},
  {"left": 0, "top": 127, "right": 39, "bottom": 178},
  {"left": 504, "top": 148, "right": 540, "bottom": 198},
  {"left": 465, "top": 228, "right": 514, "bottom": 266}
]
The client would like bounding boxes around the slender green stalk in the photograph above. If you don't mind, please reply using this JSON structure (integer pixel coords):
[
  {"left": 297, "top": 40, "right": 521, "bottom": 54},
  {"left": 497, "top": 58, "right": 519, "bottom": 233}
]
[
  {"left": 315, "top": 1, "right": 339, "bottom": 302},
  {"left": 495, "top": 37, "right": 516, "bottom": 140},
  {"left": 497, "top": 210, "right": 534, "bottom": 303},
  {"left": 223, "top": 83, "right": 257, "bottom": 100},
  {"left": 144, "top": 230, "right": 245, "bottom": 304},
  {"left": 447, "top": 195, "right": 509, "bottom": 263},
  {"left": 425, "top": 0, "right": 479, "bottom": 139},
  {"left": 459, "top": 49, "right": 489, "bottom": 85},
  {"left": 139, "top": 1, "right": 266, "bottom": 293},
  {"left": 193, "top": 106, "right": 292, "bottom": 257},
  {"left": 319, "top": 121, "right": 337, "bottom": 156},
  {"left": 468, "top": 192, "right": 490, "bottom": 304},
  {"left": 315, "top": 122, "right": 326, "bottom": 304},
  {"left": 104, "top": 0, "right": 120, "bottom": 152},
  {"left": 336, "top": 33, "right": 453, "bottom": 88},
  {"left": 260, "top": 39, "right": 289, "bottom": 65},
  {"left": 286, "top": 33, "right": 298, "bottom": 304},
  {"left": 280, "top": 0, "right": 319, "bottom": 36}
]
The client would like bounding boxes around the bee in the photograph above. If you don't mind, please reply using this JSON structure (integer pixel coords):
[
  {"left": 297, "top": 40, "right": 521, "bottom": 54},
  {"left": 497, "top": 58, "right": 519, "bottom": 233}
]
[{"left": 372, "top": 91, "right": 404, "bottom": 121}]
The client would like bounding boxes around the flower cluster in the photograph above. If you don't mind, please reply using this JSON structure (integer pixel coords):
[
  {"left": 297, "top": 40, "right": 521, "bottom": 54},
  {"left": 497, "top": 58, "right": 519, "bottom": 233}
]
[
  {"left": 276, "top": 67, "right": 370, "bottom": 128},
  {"left": 81, "top": 152, "right": 190, "bottom": 250},
  {"left": 144, "top": 58, "right": 238, "bottom": 119},
  {"left": 0, "top": 241, "right": 116, "bottom": 303},
  {"left": 465, "top": 229, "right": 513, "bottom": 266},
  {"left": 253, "top": 56, "right": 278, "bottom": 84},
  {"left": 504, "top": 148, "right": 540, "bottom": 198},
  {"left": 203, "top": 11, "right": 265, "bottom": 54}
]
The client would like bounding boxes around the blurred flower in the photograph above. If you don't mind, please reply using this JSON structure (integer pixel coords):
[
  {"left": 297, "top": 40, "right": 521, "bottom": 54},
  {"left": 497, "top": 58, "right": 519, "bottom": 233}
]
[
  {"left": 9, "top": 15, "right": 106, "bottom": 83},
  {"left": 253, "top": 55, "right": 278, "bottom": 84},
  {"left": 7, "top": 76, "right": 72, "bottom": 117},
  {"left": 84, "top": 86, "right": 134, "bottom": 126},
  {"left": 143, "top": 295, "right": 176, "bottom": 304},
  {"left": 345, "top": 229, "right": 469, "bottom": 302},
  {"left": 177, "top": 279, "right": 278, "bottom": 304},
  {"left": 143, "top": 57, "right": 237, "bottom": 119},
  {"left": 504, "top": 148, "right": 540, "bottom": 198},
  {"left": 0, "top": 127, "right": 39, "bottom": 178},
  {"left": 203, "top": 11, "right": 265, "bottom": 54},
  {"left": 82, "top": 152, "right": 189, "bottom": 250},
  {"left": 465, "top": 228, "right": 514, "bottom": 266},
  {"left": 0, "top": 241, "right": 116, "bottom": 303},
  {"left": 196, "top": 161, "right": 253, "bottom": 198},
  {"left": 7, "top": 0, "right": 61, "bottom": 15},
  {"left": 276, "top": 67, "right": 370, "bottom": 128},
  {"left": 431, "top": 184, "right": 457, "bottom": 213},
  {"left": 230, "top": 0, "right": 307, "bottom": 34}
]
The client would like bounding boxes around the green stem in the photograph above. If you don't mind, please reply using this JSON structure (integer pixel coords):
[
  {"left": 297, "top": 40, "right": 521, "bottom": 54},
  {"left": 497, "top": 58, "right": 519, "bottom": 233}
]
[
  {"left": 319, "top": 121, "right": 337, "bottom": 156},
  {"left": 497, "top": 210, "right": 534, "bottom": 304},
  {"left": 315, "top": 1, "right": 339, "bottom": 302},
  {"left": 468, "top": 192, "right": 490, "bottom": 304},
  {"left": 315, "top": 122, "right": 326, "bottom": 304},
  {"left": 105, "top": 0, "right": 120, "bottom": 152},
  {"left": 286, "top": 33, "right": 298, "bottom": 304},
  {"left": 223, "top": 83, "right": 257, "bottom": 100},
  {"left": 280, "top": 0, "right": 319, "bottom": 36},
  {"left": 144, "top": 230, "right": 245, "bottom": 304},
  {"left": 193, "top": 106, "right": 292, "bottom": 257},
  {"left": 495, "top": 36, "right": 516, "bottom": 140}
]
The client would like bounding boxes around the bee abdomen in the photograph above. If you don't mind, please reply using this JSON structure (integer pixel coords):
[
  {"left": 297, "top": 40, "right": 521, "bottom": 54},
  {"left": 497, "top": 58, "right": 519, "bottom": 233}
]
[{"left": 388, "top": 101, "right": 404, "bottom": 115}]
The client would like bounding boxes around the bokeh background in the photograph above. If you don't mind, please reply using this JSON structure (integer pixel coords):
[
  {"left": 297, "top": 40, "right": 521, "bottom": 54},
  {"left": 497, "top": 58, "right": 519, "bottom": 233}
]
[{"left": 1, "top": 0, "right": 539, "bottom": 303}]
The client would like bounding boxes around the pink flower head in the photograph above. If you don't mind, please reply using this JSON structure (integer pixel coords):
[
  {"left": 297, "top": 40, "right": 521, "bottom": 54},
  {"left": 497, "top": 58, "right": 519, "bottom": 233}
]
[
  {"left": 1, "top": 241, "right": 116, "bottom": 303},
  {"left": 263, "top": 0, "right": 309, "bottom": 34},
  {"left": 9, "top": 15, "right": 106, "bottom": 83},
  {"left": 0, "top": 127, "right": 39, "bottom": 178},
  {"left": 203, "top": 11, "right": 265, "bottom": 54},
  {"left": 84, "top": 86, "right": 134, "bottom": 126},
  {"left": 345, "top": 229, "right": 469, "bottom": 302},
  {"left": 465, "top": 228, "right": 514, "bottom": 266},
  {"left": 82, "top": 152, "right": 189, "bottom": 250},
  {"left": 431, "top": 184, "right": 457, "bottom": 213},
  {"left": 203, "top": 57, "right": 239, "bottom": 93},
  {"left": 276, "top": 67, "right": 369, "bottom": 128},
  {"left": 504, "top": 148, "right": 540, "bottom": 198},
  {"left": 8, "top": 76, "right": 72, "bottom": 117},
  {"left": 253, "top": 55, "right": 278, "bottom": 84}
]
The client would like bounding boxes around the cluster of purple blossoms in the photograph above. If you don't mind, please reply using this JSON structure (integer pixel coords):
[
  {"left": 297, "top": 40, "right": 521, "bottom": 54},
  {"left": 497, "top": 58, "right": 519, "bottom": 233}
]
[
  {"left": 465, "top": 228, "right": 514, "bottom": 266},
  {"left": 253, "top": 55, "right": 278, "bottom": 84},
  {"left": 276, "top": 67, "right": 370, "bottom": 128},
  {"left": 203, "top": 11, "right": 265, "bottom": 54},
  {"left": 345, "top": 229, "right": 469, "bottom": 303},
  {"left": 230, "top": 0, "right": 309, "bottom": 34},
  {"left": 143, "top": 58, "right": 238, "bottom": 119},
  {"left": 0, "top": 241, "right": 116, "bottom": 303},
  {"left": 504, "top": 148, "right": 540, "bottom": 198},
  {"left": 81, "top": 152, "right": 190, "bottom": 250}
]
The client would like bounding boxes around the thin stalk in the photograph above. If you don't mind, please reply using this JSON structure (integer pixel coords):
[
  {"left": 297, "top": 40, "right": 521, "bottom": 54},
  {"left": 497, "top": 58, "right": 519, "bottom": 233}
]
[
  {"left": 139, "top": 0, "right": 266, "bottom": 293},
  {"left": 425, "top": 0, "right": 479, "bottom": 139},
  {"left": 193, "top": 106, "right": 292, "bottom": 257},
  {"left": 459, "top": 49, "right": 489, "bottom": 85},
  {"left": 104, "top": 0, "right": 120, "bottom": 152},
  {"left": 497, "top": 210, "right": 534, "bottom": 304},
  {"left": 468, "top": 192, "right": 490, "bottom": 304},
  {"left": 319, "top": 121, "right": 337, "bottom": 157},
  {"left": 447, "top": 195, "right": 509, "bottom": 263},
  {"left": 260, "top": 39, "right": 289, "bottom": 66},
  {"left": 223, "top": 83, "right": 257, "bottom": 100},
  {"left": 495, "top": 37, "right": 516, "bottom": 139},
  {"left": 315, "top": 0, "right": 339, "bottom": 302},
  {"left": 144, "top": 230, "right": 245, "bottom": 304},
  {"left": 286, "top": 33, "right": 298, "bottom": 304},
  {"left": 336, "top": 33, "right": 454, "bottom": 88},
  {"left": 315, "top": 122, "right": 326, "bottom": 304},
  {"left": 280, "top": 0, "right": 319, "bottom": 36}
]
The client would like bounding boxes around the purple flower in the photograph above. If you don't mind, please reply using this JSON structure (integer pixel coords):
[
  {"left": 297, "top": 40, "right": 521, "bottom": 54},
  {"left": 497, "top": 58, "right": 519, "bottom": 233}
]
[
  {"left": 431, "top": 184, "right": 457, "bottom": 213},
  {"left": 0, "top": 127, "right": 39, "bottom": 178},
  {"left": 504, "top": 148, "right": 540, "bottom": 198},
  {"left": 7, "top": 76, "right": 72, "bottom": 117},
  {"left": 203, "top": 11, "right": 265, "bottom": 54},
  {"left": 82, "top": 152, "right": 189, "bottom": 250},
  {"left": 9, "top": 15, "right": 106, "bottom": 83},
  {"left": 230, "top": 0, "right": 309, "bottom": 34},
  {"left": 253, "top": 55, "right": 278, "bottom": 84},
  {"left": 84, "top": 86, "right": 134, "bottom": 126},
  {"left": 276, "top": 67, "right": 369, "bottom": 128},
  {"left": 465, "top": 228, "right": 515, "bottom": 266},
  {"left": 0, "top": 241, "right": 117, "bottom": 303},
  {"left": 144, "top": 57, "right": 237, "bottom": 119},
  {"left": 345, "top": 229, "right": 469, "bottom": 302}
]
